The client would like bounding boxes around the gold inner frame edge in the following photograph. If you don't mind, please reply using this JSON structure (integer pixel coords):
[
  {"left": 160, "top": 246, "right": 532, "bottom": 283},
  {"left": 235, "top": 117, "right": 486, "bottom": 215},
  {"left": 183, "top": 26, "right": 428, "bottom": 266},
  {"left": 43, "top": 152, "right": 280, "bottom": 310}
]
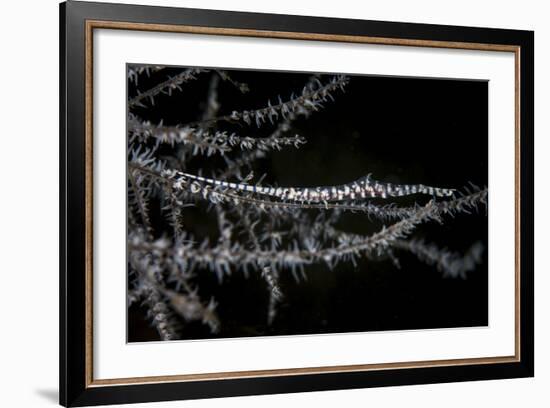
[{"left": 84, "top": 20, "right": 521, "bottom": 388}]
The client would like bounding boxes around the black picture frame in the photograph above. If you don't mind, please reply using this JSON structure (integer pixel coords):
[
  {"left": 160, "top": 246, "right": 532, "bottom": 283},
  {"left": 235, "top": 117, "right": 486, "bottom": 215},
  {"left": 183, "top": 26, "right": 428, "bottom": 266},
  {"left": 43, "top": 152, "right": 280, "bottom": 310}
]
[{"left": 60, "top": 1, "right": 534, "bottom": 406}]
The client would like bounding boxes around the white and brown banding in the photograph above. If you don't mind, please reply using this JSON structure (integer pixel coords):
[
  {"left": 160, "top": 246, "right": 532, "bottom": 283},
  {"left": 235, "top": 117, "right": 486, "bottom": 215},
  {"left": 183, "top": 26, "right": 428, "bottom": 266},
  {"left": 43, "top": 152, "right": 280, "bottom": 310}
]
[{"left": 180, "top": 172, "right": 455, "bottom": 202}]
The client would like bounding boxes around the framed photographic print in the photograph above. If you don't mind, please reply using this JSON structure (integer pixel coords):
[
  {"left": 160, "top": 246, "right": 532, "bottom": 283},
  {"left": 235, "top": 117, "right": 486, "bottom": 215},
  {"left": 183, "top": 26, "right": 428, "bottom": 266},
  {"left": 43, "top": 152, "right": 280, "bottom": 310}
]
[{"left": 59, "top": 1, "right": 534, "bottom": 406}]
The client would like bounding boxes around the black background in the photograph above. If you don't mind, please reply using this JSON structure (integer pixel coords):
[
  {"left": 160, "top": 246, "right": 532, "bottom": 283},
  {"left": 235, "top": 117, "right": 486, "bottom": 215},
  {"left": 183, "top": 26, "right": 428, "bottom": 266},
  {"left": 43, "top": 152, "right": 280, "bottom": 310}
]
[{"left": 128, "top": 66, "right": 488, "bottom": 342}]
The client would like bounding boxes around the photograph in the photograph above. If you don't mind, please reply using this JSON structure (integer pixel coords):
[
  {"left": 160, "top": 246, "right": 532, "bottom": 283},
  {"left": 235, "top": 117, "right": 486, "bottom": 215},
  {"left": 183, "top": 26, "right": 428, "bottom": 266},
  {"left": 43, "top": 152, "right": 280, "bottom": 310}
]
[
  {"left": 54, "top": 2, "right": 535, "bottom": 405},
  {"left": 126, "top": 64, "right": 489, "bottom": 342}
]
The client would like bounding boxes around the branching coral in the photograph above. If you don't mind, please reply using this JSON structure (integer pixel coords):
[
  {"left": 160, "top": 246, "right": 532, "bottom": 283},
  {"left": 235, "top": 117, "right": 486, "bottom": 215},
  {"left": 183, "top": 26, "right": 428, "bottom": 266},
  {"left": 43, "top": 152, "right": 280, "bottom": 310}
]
[{"left": 127, "top": 65, "right": 488, "bottom": 341}]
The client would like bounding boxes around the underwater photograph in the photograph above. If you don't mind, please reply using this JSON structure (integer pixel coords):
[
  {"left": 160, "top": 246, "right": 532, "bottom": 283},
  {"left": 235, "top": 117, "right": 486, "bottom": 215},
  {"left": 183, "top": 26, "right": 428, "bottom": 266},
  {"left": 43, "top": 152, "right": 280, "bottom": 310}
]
[{"left": 126, "top": 65, "right": 488, "bottom": 342}]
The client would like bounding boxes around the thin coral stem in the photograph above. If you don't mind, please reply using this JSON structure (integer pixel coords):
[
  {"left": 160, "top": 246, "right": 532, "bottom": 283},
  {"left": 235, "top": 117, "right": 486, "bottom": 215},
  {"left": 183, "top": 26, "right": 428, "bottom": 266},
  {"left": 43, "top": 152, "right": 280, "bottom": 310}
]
[
  {"left": 182, "top": 75, "right": 349, "bottom": 128},
  {"left": 128, "top": 115, "right": 306, "bottom": 154},
  {"left": 128, "top": 68, "right": 207, "bottom": 108},
  {"left": 128, "top": 201, "right": 440, "bottom": 273},
  {"left": 393, "top": 239, "right": 485, "bottom": 278}
]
